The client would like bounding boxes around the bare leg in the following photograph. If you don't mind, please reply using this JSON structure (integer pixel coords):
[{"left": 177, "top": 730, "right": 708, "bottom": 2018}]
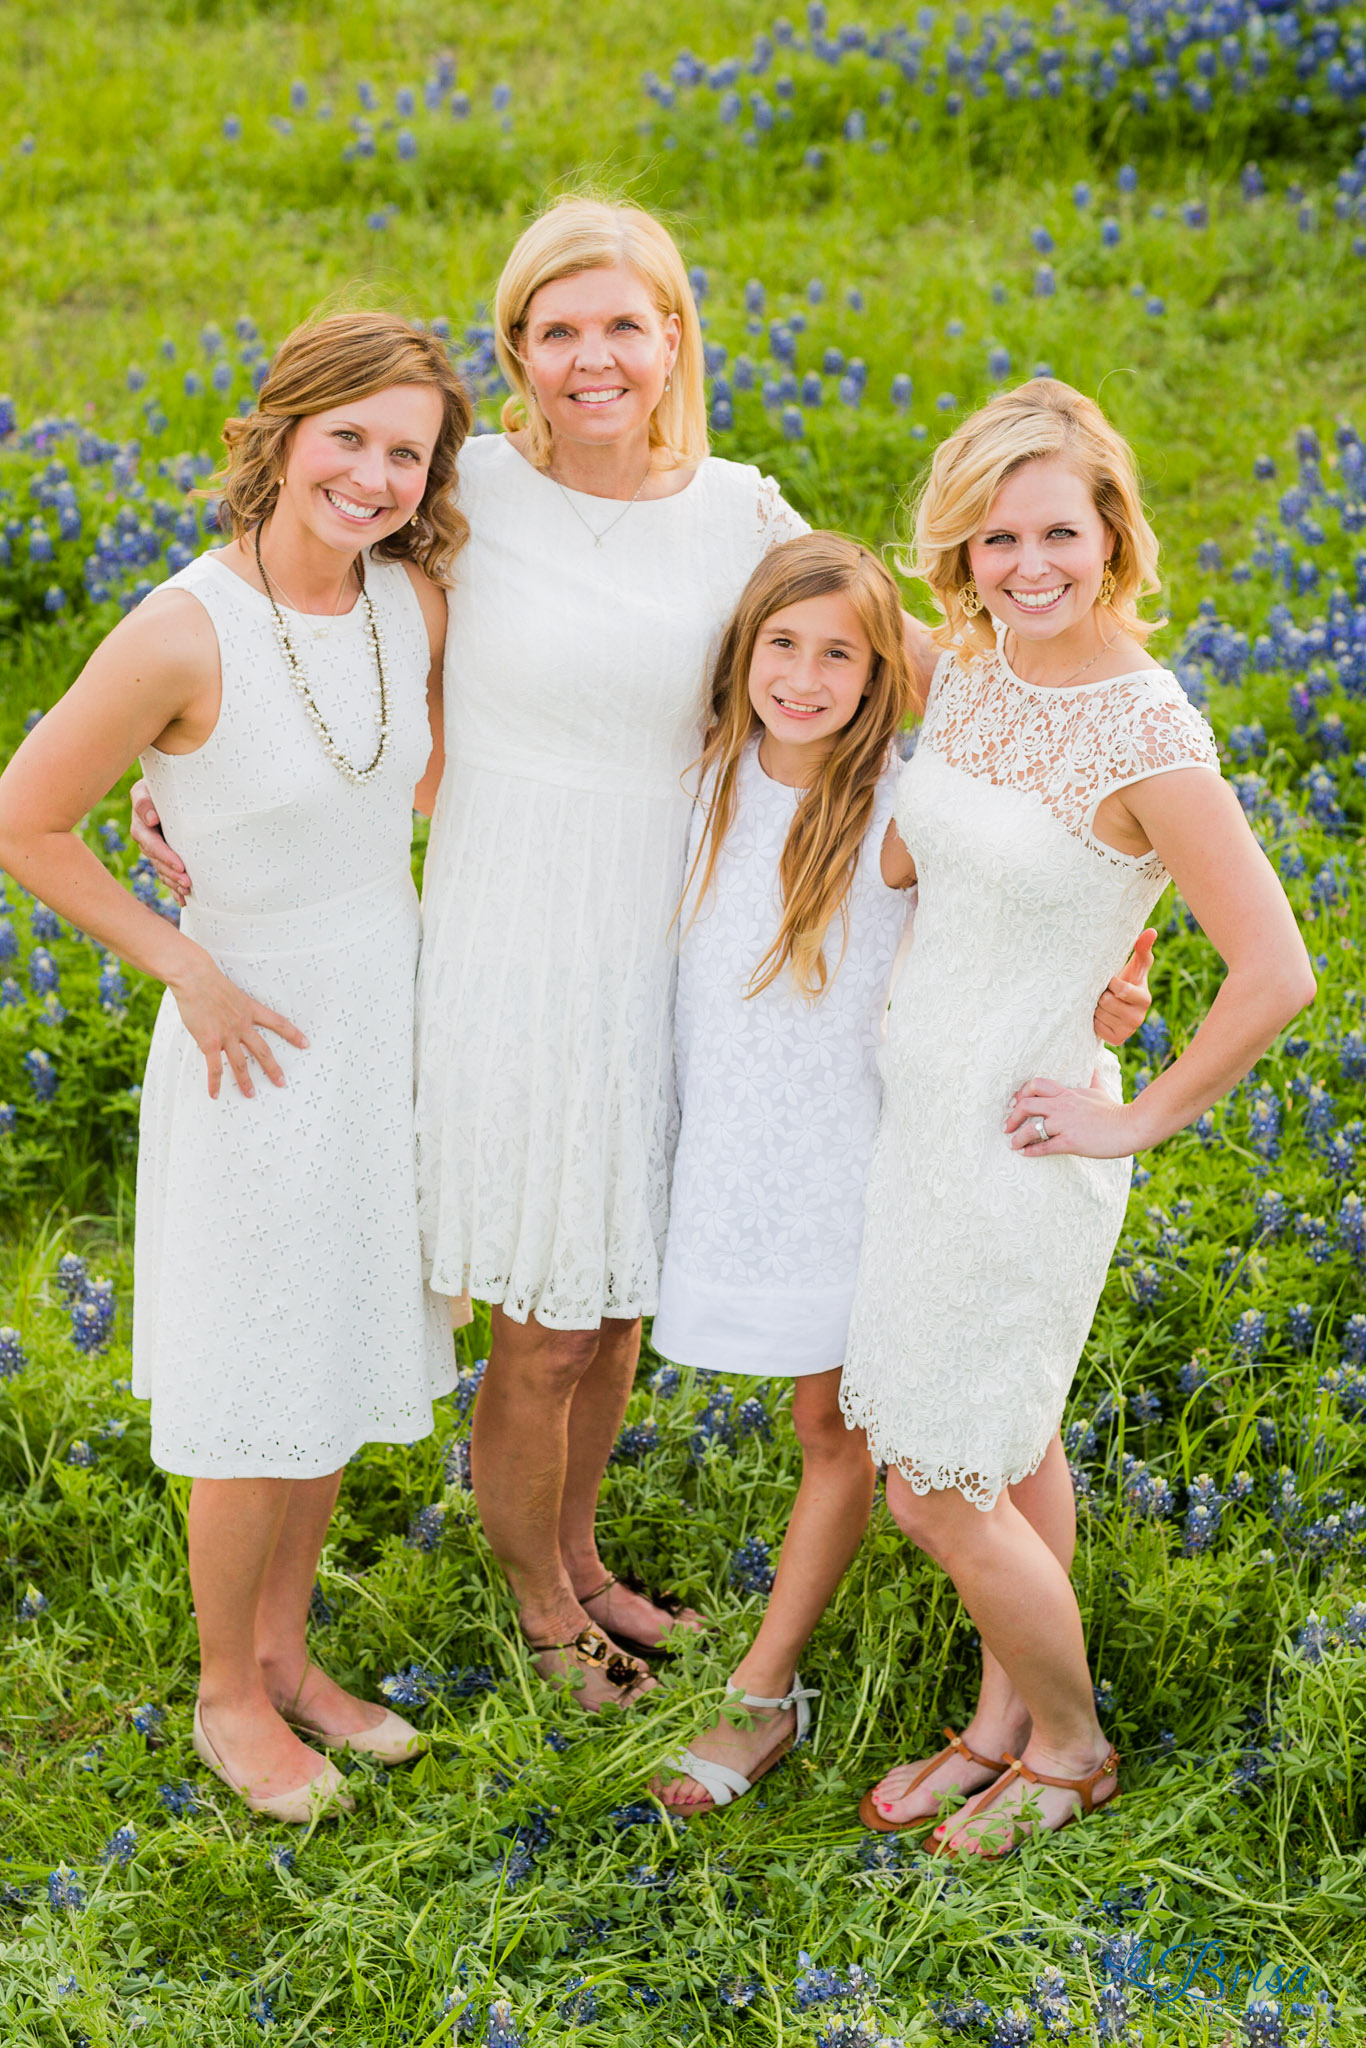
[
  {"left": 656, "top": 1370, "right": 876, "bottom": 1809},
  {"left": 869, "top": 1433, "right": 1076, "bottom": 1824},
  {"left": 189, "top": 1476, "right": 337, "bottom": 1798},
  {"left": 471, "top": 1305, "right": 655, "bottom": 1707},
  {"left": 877, "top": 1449, "right": 1114, "bottom": 1851},
  {"left": 254, "top": 1469, "right": 387, "bottom": 1738},
  {"left": 561, "top": 1316, "right": 703, "bottom": 1649}
]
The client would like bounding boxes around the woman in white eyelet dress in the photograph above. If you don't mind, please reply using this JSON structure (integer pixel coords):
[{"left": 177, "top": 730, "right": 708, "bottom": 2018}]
[
  {"left": 134, "top": 548, "right": 454, "bottom": 1474},
  {"left": 414, "top": 434, "right": 808, "bottom": 1327},
  {"left": 839, "top": 618, "right": 1220, "bottom": 1505}
]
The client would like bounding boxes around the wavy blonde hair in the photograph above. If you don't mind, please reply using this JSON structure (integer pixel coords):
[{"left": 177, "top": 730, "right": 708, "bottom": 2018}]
[
  {"left": 494, "top": 195, "right": 707, "bottom": 472},
  {"left": 213, "top": 310, "right": 473, "bottom": 585},
  {"left": 686, "top": 533, "right": 918, "bottom": 1002},
  {"left": 908, "top": 378, "right": 1162, "bottom": 655}
]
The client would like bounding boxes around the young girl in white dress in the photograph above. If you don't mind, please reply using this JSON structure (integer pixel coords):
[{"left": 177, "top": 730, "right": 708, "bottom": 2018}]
[
  {"left": 0, "top": 313, "right": 470, "bottom": 1823},
  {"left": 650, "top": 531, "right": 1155, "bottom": 1815},
  {"left": 844, "top": 380, "right": 1315, "bottom": 1856}
]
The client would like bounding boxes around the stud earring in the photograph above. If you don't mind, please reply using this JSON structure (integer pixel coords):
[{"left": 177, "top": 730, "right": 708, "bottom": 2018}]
[
  {"left": 958, "top": 577, "right": 983, "bottom": 618},
  {"left": 1097, "top": 560, "right": 1117, "bottom": 607}
]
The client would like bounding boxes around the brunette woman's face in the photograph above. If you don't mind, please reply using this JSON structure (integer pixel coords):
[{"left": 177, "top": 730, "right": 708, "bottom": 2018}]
[
  {"left": 747, "top": 591, "right": 874, "bottom": 753},
  {"left": 966, "top": 456, "right": 1116, "bottom": 642},
  {"left": 279, "top": 384, "right": 444, "bottom": 551},
  {"left": 518, "top": 264, "right": 681, "bottom": 456}
]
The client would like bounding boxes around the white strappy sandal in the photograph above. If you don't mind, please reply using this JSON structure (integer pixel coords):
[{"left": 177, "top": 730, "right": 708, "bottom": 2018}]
[{"left": 657, "top": 1676, "right": 819, "bottom": 1813}]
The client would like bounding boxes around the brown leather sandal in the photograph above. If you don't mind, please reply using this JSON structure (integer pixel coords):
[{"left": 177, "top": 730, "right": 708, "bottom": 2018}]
[
  {"left": 578, "top": 1573, "right": 705, "bottom": 1661},
  {"left": 858, "top": 1726, "right": 1009, "bottom": 1834},
  {"left": 928, "top": 1746, "right": 1120, "bottom": 1859},
  {"left": 523, "top": 1623, "right": 653, "bottom": 1710}
]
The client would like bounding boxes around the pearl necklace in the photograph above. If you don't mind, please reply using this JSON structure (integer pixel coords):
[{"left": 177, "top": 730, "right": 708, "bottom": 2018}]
[{"left": 254, "top": 524, "right": 390, "bottom": 785}]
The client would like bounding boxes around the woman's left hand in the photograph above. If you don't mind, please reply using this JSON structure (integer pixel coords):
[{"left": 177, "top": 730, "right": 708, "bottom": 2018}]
[{"left": 1004, "top": 1076, "right": 1140, "bottom": 1159}]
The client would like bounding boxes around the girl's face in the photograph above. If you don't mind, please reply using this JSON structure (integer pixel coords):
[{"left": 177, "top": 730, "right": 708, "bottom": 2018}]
[
  {"left": 518, "top": 263, "right": 681, "bottom": 457},
  {"left": 748, "top": 591, "right": 874, "bottom": 766},
  {"left": 279, "top": 385, "right": 444, "bottom": 552},
  {"left": 966, "top": 455, "right": 1116, "bottom": 642}
]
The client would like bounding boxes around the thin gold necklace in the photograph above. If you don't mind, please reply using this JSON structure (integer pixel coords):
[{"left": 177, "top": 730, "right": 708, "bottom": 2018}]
[
  {"left": 1005, "top": 625, "right": 1118, "bottom": 689},
  {"left": 548, "top": 463, "right": 653, "bottom": 547}
]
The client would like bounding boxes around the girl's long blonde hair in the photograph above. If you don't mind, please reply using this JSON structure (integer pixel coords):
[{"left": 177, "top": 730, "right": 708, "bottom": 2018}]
[
  {"left": 688, "top": 533, "right": 918, "bottom": 1002},
  {"left": 908, "top": 378, "right": 1162, "bottom": 654},
  {"left": 493, "top": 194, "right": 707, "bottom": 472},
  {"left": 215, "top": 310, "right": 473, "bottom": 585}
]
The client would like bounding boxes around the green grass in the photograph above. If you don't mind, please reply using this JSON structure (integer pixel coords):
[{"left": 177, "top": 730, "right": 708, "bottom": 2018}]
[{"left": 1, "top": 1, "right": 1365, "bottom": 2041}]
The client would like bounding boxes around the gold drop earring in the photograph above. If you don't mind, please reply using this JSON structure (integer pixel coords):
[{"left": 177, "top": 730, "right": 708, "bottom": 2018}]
[
  {"left": 1098, "top": 559, "right": 1117, "bottom": 607},
  {"left": 958, "top": 576, "right": 983, "bottom": 618}
]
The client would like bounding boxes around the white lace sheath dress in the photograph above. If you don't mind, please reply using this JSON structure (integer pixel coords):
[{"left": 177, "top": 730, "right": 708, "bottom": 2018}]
[
  {"left": 839, "top": 638, "right": 1220, "bottom": 1508},
  {"left": 132, "top": 551, "right": 454, "bottom": 1478},
  {"left": 652, "top": 742, "right": 912, "bottom": 1377},
  {"left": 415, "top": 435, "right": 808, "bottom": 1328}
]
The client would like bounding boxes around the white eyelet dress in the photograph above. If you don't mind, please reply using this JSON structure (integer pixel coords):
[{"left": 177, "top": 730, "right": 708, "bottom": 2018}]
[
  {"left": 132, "top": 551, "right": 454, "bottom": 1478},
  {"left": 839, "top": 639, "right": 1220, "bottom": 1509},
  {"left": 652, "top": 741, "right": 912, "bottom": 1377},
  {"left": 414, "top": 435, "right": 808, "bottom": 1329}
]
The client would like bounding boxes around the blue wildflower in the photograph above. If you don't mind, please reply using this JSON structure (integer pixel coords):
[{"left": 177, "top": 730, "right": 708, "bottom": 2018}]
[
  {"left": 406, "top": 1502, "right": 446, "bottom": 1552},
  {"left": 380, "top": 1664, "right": 443, "bottom": 1709},
  {"left": 18, "top": 1586, "right": 48, "bottom": 1618},
  {"left": 28, "top": 947, "right": 58, "bottom": 995},
  {"left": 1232, "top": 1310, "right": 1268, "bottom": 1361},
  {"left": 66, "top": 1439, "right": 98, "bottom": 1469},
  {"left": 100, "top": 1822, "right": 137, "bottom": 1865},
  {"left": 46, "top": 1865, "right": 85, "bottom": 1912},
  {"left": 649, "top": 1363, "right": 681, "bottom": 1397},
  {"left": 0, "top": 1328, "right": 27, "bottom": 1378},
  {"left": 24, "top": 1050, "right": 57, "bottom": 1100},
  {"left": 609, "top": 1801, "right": 661, "bottom": 1831},
  {"left": 718, "top": 1973, "right": 760, "bottom": 2007},
  {"left": 729, "top": 1536, "right": 775, "bottom": 1595},
  {"left": 132, "top": 1702, "right": 165, "bottom": 1741},
  {"left": 157, "top": 1780, "right": 199, "bottom": 1816},
  {"left": 1286, "top": 1303, "right": 1315, "bottom": 1350}
]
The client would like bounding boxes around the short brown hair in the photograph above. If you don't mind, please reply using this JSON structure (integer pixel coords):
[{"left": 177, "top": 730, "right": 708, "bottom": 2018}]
[{"left": 214, "top": 310, "right": 473, "bottom": 585}]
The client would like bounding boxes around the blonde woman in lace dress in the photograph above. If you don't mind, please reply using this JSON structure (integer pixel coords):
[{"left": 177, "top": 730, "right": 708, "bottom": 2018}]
[
  {"left": 412, "top": 199, "right": 815, "bottom": 1708},
  {"left": 0, "top": 315, "right": 470, "bottom": 1821},
  {"left": 843, "top": 381, "right": 1314, "bottom": 1856}
]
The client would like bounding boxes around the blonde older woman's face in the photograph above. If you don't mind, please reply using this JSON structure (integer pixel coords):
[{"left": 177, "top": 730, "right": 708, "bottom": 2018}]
[
  {"left": 518, "top": 263, "right": 681, "bottom": 459},
  {"left": 966, "top": 456, "right": 1116, "bottom": 645}
]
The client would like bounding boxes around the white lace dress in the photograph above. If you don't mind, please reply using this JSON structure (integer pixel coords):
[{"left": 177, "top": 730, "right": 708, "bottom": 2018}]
[
  {"left": 840, "top": 639, "right": 1220, "bottom": 1507},
  {"left": 652, "top": 741, "right": 911, "bottom": 1376},
  {"left": 415, "top": 435, "right": 808, "bottom": 1328},
  {"left": 132, "top": 552, "right": 454, "bottom": 1478}
]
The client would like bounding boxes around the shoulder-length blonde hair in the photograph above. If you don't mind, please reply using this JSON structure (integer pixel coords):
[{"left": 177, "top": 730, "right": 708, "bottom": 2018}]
[
  {"left": 494, "top": 195, "right": 707, "bottom": 473},
  {"left": 686, "top": 532, "right": 918, "bottom": 1002},
  {"left": 908, "top": 378, "right": 1162, "bottom": 655},
  {"left": 213, "top": 310, "right": 473, "bottom": 586}
]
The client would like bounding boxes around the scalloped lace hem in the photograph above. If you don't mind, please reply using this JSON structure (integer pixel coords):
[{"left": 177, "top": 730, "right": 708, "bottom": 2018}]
[{"left": 840, "top": 1387, "right": 1050, "bottom": 1511}]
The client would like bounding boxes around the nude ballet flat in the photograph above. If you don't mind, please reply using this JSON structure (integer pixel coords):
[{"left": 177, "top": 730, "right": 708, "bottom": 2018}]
[
  {"left": 281, "top": 1703, "right": 427, "bottom": 1766},
  {"left": 192, "top": 1701, "right": 355, "bottom": 1824}
]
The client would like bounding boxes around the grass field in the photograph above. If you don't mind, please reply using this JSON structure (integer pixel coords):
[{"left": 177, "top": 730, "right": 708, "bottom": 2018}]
[{"left": 2, "top": 1, "right": 1365, "bottom": 2042}]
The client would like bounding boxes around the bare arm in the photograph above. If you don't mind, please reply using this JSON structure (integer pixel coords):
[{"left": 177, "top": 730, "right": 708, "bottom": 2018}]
[
  {"left": 0, "top": 595, "right": 307, "bottom": 1099},
  {"left": 901, "top": 611, "right": 939, "bottom": 709},
  {"left": 405, "top": 562, "right": 447, "bottom": 819},
  {"left": 1006, "top": 768, "right": 1315, "bottom": 1157}
]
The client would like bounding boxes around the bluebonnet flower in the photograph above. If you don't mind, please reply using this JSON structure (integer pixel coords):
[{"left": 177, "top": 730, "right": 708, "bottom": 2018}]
[
  {"left": 890, "top": 373, "right": 912, "bottom": 408},
  {"left": 270, "top": 1845, "right": 295, "bottom": 1871},
  {"left": 380, "top": 1664, "right": 442, "bottom": 1709},
  {"left": 483, "top": 1999, "right": 524, "bottom": 2046},
  {"left": 66, "top": 1439, "right": 98, "bottom": 1469},
  {"left": 730, "top": 1536, "right": 775, "bottom": 1594},
  {"left": 131, "top": 1702, "right": 165, "bottom": 1741},
  {"left": 1254, "top": 1189, "right": 1288, "bottom": 1237},
  {"left": 223, "top": 114, "right": 242, "bottom": 140},
  {"left": 1121, "top": 1457, "right": 1173, "bottom": 1519},
  {"left": 718, "top": 1973, "right": 760, "bottom": 2007},
  {"left": 690, "top": 1388, "right": 737, "bottom": 1460},
  {"left": 1034, "top": 264, "right": 1055, "bottom": 296},
  {"left": 1093, "top": 1678, "right": 1114, "bottom": 1714},
  {"left": 30, "top": 904, "right": 59, "bottom": 942},
  {"left": 935, "top": 1999, "right": 993, "bottom": 2035},
  {"left": 18, "top": 1586, "right": 48, "bottom": 1618},
  {"left": 442, "top": 1435, "right": 472, "bottom": 1488},
  {"left": 1128, "top": 1387, "right": 1160, "bottom": 1424},
  {"left": 610, "top": 1801, "right": 660, "bottom": 1831},
  {"left": 0, "top": 1327, "right": 27, "bottom": 1379},
  {"left": 1138, "top": 1012, "right": 1170, "bottom": 1063},
  {"left": 1232, "top": 1310, "right": 1268, "bottom": 1361},
  {"left": 1337, "top": 1190, "right": 1366, "bottom": 1265},
  {"left": 1306, "top": 1083, "right": 1339, "bottom": 1139},
  {"left": 855, "top": 1830, "right": 902, "bottom": 1876},
  {"left": 1129, "top": 1262, "right": 1162, "bottom": 1306},
  {"left": 987, "top": 346, "right": 1011, "bottom": 380},
  {"left": 1343, "top": 1315, "right": 1366, "bottom": 1364},
  {"left": 1256, "top": 1416, "right": 1278, "bottom": 1455},
  {"left": 1100, "top": 216, "right": 1120, "bottom": 247},
  {"left": 100, "top": 1822, "right": 137, "bottom": 1865},
  {"left": 1295, "top": 1211, "right": 1331, "bottom": 1263},
  {"left": 70, "top": 1280, "right": 116, "bottom": 1354},
  {"left": 406, "top": 1502, "right": 446, "bottom": 1552},
  {"left": 1183, "top": 1474, "right": 1224, "bottom": 1555},
  {"left": 397, "top": 128, "right": 417, "bottom": 160},
  {"left": 47, "top": 1865, "right": 86, "bottom": 1912},
  {"left": 453, "top": 1355, "right": 487, "bottom": 1417},
  {"left": 649, "top": 1363, "right": 681, "bottom": 1397},
  {"left": 308, "top": 1582, "right": 337, "bottom": 1626},
  {"left": 157, "top": 1780, "right": 199, "bottom": 1815},
  {"left": 246, "top": 1985, "right": 276, "bottom": 2028},
  {"left": 736, "top": 1395, "right": 771, "bottom": 1439},
  {"left": 98, "top": 962, "right": 128, "bottom": 1012},
  {"left": 491, "top": 83, "right": 512, "bottom": 112},
  {"left": 1286, "top": 1302, "right": 1315, "bottom": 1350},
  {"left": 557, "top": 1977, "right": 599, "bottom": 2024},
  {"left": 1031, "top": 225, "right": 1054, "bottom": 254},
  {"left": 794, "top": 1953, "right": 868, "bottom": 2011},
  {"left": 28, "top": 947, "right": 58, "bottom": 995},
  {"left": 56, "top": 1252, "right": 87, "bottom": 1300}
]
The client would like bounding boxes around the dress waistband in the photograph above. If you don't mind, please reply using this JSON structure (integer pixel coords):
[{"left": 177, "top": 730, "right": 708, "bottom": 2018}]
[
  {"left": 446, "top": 741, "right": 693, "bottom": 800},
  {"left": 179, "top": 864, "right": 416, "bottom": 958}
]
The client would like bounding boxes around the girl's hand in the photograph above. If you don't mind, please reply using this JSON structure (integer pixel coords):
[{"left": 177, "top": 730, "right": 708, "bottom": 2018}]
[
  {"left": 1004, "top": 1076, "right": 1140, "bottom": 1159},
  {"left": 130, "top": 779, "right": 191, "bottom": 905},
  {"left": 1092, "top": 928, "right": 1156, "bottom": 1046},
  {"left": 168, "top": 947, "right": 309, "bottom": 1099}
]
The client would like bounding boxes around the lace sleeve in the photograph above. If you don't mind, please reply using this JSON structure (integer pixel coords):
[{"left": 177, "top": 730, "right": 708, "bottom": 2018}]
[
  {"left": 756, "top": 472, "right": 811, "bottom": 548},
  {"left": 1096, "top": 678, "right": 1221, "bottom": 804}
]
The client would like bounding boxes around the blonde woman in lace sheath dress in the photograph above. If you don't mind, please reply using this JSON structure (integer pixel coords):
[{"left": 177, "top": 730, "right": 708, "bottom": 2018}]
[
  {"left": 843, "top": 382, "right": 1313, "bottom": 1856},
  {"left": 0, "top": 314, "right": 471, "bottom": 1822}
]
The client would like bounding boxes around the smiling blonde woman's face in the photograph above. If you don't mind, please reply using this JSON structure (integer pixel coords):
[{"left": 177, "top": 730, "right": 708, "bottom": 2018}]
[
  {"left": 966, "top": 455, "right": 1116, "bottom": 644},
  {"left": 518, "top": 263, "right": 680, "bottom": 459}
]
